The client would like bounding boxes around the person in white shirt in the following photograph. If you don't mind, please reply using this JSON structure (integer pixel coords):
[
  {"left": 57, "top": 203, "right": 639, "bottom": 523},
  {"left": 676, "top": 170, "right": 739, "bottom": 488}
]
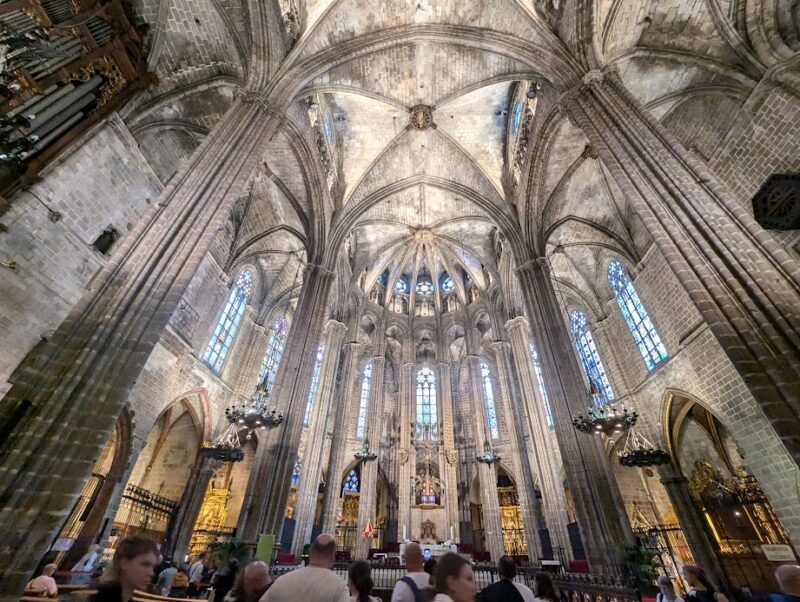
[
  {"left": 27, "top": 563, "right": 58, "bottom": 597},
  {"left": 188, "top": 552, "right": 206, "bottom": 597},
  {"left": 392, "top": 543, "right": 433, "bottom": 602},
  {"left": 260, "top": 534, "right": 349, "bottom": 602}
]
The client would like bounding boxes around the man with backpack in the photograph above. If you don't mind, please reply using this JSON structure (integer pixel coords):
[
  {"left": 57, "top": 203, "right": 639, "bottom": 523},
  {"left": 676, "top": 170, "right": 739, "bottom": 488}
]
[{"left": 392, "top": 543, "right": 435, "bottom": 602}]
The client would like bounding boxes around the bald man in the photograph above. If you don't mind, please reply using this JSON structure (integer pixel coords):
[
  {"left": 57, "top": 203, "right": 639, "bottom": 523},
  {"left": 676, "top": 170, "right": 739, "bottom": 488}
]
[
  {"left": 775, "top": 565, "right": 800, "bottom": 602},
  {"left": 261, "top": 534, "right": 349, "bottom": 602},
  {"left": 391, "top": 543, "right": 434, "bottom": 602}
]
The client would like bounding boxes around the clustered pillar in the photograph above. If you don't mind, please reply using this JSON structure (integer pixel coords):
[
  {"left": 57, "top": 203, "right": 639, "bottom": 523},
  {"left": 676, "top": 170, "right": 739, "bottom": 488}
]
[
  {"left": 291, "top": 320, "right": 347, "bottom": 557},
  {"left": 491, "top": 340, "right": 542, "bottom": 560},
  {"left": 236, "top": 263, "right": 335, "bottom": 545},
  {"left": 516, "top": 257, "right": 633, "bottom": 576},
  {"left": 505, "top": 316, "right": 572, "bottom": 561},
  {"left": 356, "top": 355, "right": 386, "bottom": 558}
]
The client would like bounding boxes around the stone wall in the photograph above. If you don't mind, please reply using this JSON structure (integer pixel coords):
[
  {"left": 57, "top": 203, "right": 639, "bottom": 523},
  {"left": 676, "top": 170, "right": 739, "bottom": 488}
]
[
  {"left": 0, "top": 114, "right": 163, "bottom": 396},
  {"left": 582, "top": 245, "right": 800, "bottom": 542}
]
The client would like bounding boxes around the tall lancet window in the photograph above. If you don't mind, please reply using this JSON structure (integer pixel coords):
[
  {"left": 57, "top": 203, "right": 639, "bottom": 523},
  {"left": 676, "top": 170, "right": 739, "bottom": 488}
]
[
  {"left": 416, "top": 367, "right": 437, "bottom": 428},
  {"left": 291, "top": 456, "right": 301, "bottom": 486},
  {"left": 303, "top": 346, "right": 325, "bottom": 427},
  {"left": 203, "top": 269, "right": 254, "bottom": 373},
  {"left": 608, "top": 260, "right": 668, "bottom": 371},
  {"left": 569, "top": 310, "right": 614, "bottom": 405},
  {"left": 529, "top": 344, "right": 554, "bottom": 428},
  {"left": 252, "top": 316, "right": 288, "bottom": 403},
  {"left": 480, "top": 362, "right": 500, "bottom": 440},
  {"left": 356, "top": 363, "right": 373, "bottom": 439}
]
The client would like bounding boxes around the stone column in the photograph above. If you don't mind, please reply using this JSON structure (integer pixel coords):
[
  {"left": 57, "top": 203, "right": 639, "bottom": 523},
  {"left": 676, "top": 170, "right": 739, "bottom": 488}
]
[
  {"left": 563, "top": 68, "right": 800, "bottom": 465},
  {"left": 437, "top": 362, "right": 459, "bottom": 544},
  {"left": 516, "top": 257, "right": 632, "bottom": 576},
  {"left": 356, "top": 355, "right": 386, "bottom": 558},
  {"left": 659, "top": 467, "right": 730, "bottom": 591},
  {"left": 320, "top": 341, "right": 362, "bottom": 535},
  {"left": 465, "top": 354, "right": 505, "bottom": 562},
  {"left": 236, "top": 263, "right": 335, "bottom": 545},
  {"left": 166, "top": 452, "right": 219, "bottom": 561},
  {"left": 491, "top": 340, "right": 541, "bottom": 560},
  {"left": 397, "top": 362, "right": 415, "bottom": 542},
  {"left": 0, "top": 96, "right": 282, "bottom": 590},
  {"left": 291, "top": 320, "right": 347, "bottom": 557},
  {"left": 505, "top": 316, "right": 571, "bottom": 561}
]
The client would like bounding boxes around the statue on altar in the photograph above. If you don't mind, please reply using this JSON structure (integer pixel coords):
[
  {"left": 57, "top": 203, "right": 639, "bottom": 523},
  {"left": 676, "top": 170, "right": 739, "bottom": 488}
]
[{"left": 414, "top": 454, "right": 444, "bottom": 506}]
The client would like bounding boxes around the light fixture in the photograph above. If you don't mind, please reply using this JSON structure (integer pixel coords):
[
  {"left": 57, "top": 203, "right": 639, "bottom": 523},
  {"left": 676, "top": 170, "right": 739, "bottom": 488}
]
[
  {"left": 355, "top": 439, "right": 377, "bottom": 462},
  {"left": 618, "top": 422, "right": 670, "bottom": 467},
  {"left": 572, "top": 403, "right": 637, "bottom": 436},
  {"left": 476, "top": 441, "right": 501, "bottom": 465}
]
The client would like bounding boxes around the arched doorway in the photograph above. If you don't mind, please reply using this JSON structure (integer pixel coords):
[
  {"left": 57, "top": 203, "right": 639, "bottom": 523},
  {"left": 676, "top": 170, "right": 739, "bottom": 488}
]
[
  {"left": 665, "top": 394, "right": 797, "bottom": 594},
  {"left": 110, "top": 395, "right": 206, "bottom": 549},
  {"left": 49, "top": 410, "right": 132, "bottom": 568}
]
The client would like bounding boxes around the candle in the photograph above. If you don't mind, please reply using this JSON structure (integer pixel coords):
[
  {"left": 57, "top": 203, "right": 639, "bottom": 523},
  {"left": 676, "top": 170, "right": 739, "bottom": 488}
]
[
  {"left": 403, "top": 525, "right": 407, "bottom": 540},
  {"left": 450, "top": 525, "right": 454, "bottom": 541}
]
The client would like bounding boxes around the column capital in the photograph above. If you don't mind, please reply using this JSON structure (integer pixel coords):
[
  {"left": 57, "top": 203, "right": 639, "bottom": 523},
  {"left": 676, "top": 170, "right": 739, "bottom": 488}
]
[
  {"left": 514, "top": 256, "right": 549, "bottom": 275},
  {"left": 234, "top": 88, "right": 285, "bottom": 119},
  {"left": 505, "top": 315, "right": 530, "bottom": 332},
  {"left": 304, "top": 262, "right": 336, "bottom": 280},
  {"left": 323, "top": 319, "right": 347, "bottom": 336},
  {"left": 490, "top": 340, "right": 511, "bottom": 352}
]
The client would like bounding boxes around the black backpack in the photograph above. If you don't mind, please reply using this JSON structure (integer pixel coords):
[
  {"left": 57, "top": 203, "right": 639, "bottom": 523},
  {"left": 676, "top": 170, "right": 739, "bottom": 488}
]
[{"left": 400, "top": 576, "right": 436, "bottom": 602}]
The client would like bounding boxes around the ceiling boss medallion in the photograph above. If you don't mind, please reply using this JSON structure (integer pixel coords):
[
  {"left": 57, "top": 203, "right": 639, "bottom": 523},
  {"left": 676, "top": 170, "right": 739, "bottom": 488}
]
[{"left": 410, "top": 105, "right": 434, "bottom": 130}]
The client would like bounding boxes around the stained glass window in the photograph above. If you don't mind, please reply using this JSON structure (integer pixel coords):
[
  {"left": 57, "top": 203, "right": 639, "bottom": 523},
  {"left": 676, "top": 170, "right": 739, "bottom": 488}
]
[
  {"left": 252, "top": 316, "right": 288, "bottom": 403},
  {"left": 323, "top": 114, "right": 333, "bottom": 145},
  {"left": 511, "top": 101, "right": 523, "bottom": 134},
  {"left": 608, "top": 260, "right": 668, "bottom": 371},
  {"left": 416, "top": 275, "right": 434, "bottom": 296},
  {"left": 480, "top": 362, "right": 500, "bottom": 439},
  {"left": 342, "top": 468, "right": 359, "bottom": 494},
  {"left": 570, "top": 310, "right": 614, "bottom": 406},
  {"left": 395, "top": 276, "right": 409, "bottom": 294},
  {"left": 303, "top": 346, "right": 325, "bottom": 427},
  {"left": 203, "top": 270, "right": 254, "bottom": 373},
  {"left": 291, "top": 456, "right": 301, "bottom": 486},
  {"left": 356, "top": 363, "right": 372, "bottom": 439},
  {"left": 441, "top": 275, "right": 454, "bottom": 293},
  {"left": 529, "top": 344, "right": 554, "bottom": 428},
  {"left": 416, "top": 367, "right": 437, "bottom": 427}
]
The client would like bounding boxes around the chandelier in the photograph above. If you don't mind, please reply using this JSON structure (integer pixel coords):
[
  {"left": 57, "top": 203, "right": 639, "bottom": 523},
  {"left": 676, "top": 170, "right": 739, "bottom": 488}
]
[
  {"left": 618, "top": 424, "right": 670, "bottom": 467},
  {"left": 572, "top": 402, "right": 637, "bottom": 436},
  {"left": 204, "top": 398, "right": 284, "bottom": 463},
  {"left": 476, "top": 441, "right": 501, "bottom": 465},
  {"left": 355, "top": 439, "right": 377, "bottom": 462}
]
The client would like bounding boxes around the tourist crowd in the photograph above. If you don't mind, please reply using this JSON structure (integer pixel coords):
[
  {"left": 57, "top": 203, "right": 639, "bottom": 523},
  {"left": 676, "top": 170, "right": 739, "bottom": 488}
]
[{"left": 24, "top": 533, "right": 800, "bottom": 602}]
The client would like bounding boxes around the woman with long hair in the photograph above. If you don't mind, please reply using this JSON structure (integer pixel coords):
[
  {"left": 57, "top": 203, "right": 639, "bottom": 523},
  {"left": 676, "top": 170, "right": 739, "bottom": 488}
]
[
  {"left": 348, "top": 560, "right": 379, "bottom": 602},
  {"left": 433, "top": 552, "right": 477, "bottom": 602},
  {"left": 533, "top": 572, "right": 559, "bottom": 602},
  {"left": 682, "top": 565, "right": 729, "bottom": 602},
  {"left": 657, "top": 576, "right": 685, "bottom": 602},
  {"left": 91, "top": 536, "right": 159, "bottom": 602}
]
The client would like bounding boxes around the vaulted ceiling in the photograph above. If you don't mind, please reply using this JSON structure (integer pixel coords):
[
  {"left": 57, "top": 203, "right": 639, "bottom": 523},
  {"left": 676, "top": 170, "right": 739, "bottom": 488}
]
[{"left": 119, "top": 0, "right": 798, "bottom": 320}]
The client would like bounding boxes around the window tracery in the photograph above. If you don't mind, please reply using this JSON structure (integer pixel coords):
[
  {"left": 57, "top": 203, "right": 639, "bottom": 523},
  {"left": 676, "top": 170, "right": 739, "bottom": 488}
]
[
  {"left": 252, "top": 316, "right": 288, "bottom": 403},
  {"left": 303, "top": 346, "right": 325, "bottom": 426},
  {"left": 481, "top": 362, "right": 500, "bottom": 439},
  {"left": 569, "top": 310, "right": 614, "bottom": 405},
  {"left": 416, "top": 367, "right": 437, "bottom": 427},
  {"left": 203, "top": 270, "right": 254, "bottom": 373},
  {"left": 529, "top": 344, "right": 554, "bottom": 428},
  {"left": 607, "top": 260, "right": 667, "bottom": 371},
  {"left": 356, "top": 363, "right": 372, "bottom": 439}
]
